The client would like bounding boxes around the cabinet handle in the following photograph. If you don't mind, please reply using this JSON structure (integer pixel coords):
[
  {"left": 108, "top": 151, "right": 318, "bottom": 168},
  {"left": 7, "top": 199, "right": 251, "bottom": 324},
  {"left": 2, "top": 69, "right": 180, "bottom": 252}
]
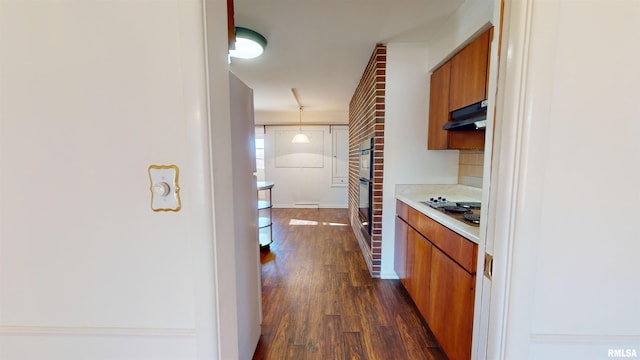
[{"left": 484, "top": 253, "right": 493, "bottom": 280}]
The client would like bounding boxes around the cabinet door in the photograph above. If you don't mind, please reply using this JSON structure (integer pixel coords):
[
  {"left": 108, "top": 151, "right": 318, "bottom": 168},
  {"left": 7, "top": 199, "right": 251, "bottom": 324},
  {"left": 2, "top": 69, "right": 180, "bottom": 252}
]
[
  {"left": 331, "top": 126, "right": 349, "bottom": 186},
  {"left": 409, "top": 227, "right": 432, "bottom": 321},
  {"left": 448, "top": 29, "right": 491, "bottom": 112},
  {"left": 394, "top": 217, "right": 408, "bottom": 283},
  {"left": 428, "top": 247, "right": 475, "bottom": 360},
  {"left": 404, "top": 224, "right": 416, "bottom": 296},
  {"left": 427, "top": 62, "right": 451, "bottom": 150}
]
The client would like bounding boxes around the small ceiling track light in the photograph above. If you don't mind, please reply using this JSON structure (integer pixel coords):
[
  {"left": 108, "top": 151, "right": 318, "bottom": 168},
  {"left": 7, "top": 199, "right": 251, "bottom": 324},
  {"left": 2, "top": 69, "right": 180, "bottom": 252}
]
[{"left": 229, "top": 27, "right": 267, "bottom": 59}]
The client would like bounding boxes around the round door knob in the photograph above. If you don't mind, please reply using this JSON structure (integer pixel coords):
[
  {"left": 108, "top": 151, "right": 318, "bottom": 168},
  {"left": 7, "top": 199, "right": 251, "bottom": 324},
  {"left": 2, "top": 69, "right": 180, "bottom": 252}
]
[{"left": 153, "top": 182, "right": 171, "bottom": 196}]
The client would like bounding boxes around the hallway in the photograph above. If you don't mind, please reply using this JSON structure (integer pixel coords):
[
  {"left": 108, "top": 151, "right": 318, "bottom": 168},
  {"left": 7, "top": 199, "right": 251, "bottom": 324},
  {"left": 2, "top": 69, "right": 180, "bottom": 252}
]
[{"left": 253, "top": 208, "right": 447, "bottom": 359}]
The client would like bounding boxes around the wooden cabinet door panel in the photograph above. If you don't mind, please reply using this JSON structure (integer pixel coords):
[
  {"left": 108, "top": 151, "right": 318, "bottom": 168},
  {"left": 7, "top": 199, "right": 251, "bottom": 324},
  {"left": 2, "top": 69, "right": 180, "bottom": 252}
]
[
  {"left": 448, "top": 29, "right": 491, "bottom": 112},
  {"left": 429, "top": 247, "right": 475, "bottom": 360},
  {"left": 428, "top": 62, "right": 451, "bottom": 150},
  {"left": 448, "top": 130, "right": 485, "bottom": 150},
  {"left": 409, "top": 227, "right": 432, "bottom": 321},
  {"left": 404, "top": 223, "right": 416, "bottom": 297}
]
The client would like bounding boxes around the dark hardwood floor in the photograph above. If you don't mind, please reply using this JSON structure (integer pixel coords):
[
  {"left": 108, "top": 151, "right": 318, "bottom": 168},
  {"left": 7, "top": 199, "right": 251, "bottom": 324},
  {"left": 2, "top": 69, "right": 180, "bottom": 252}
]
[{"left": 253, "top": 208, "right": 447, "bottom": 360}]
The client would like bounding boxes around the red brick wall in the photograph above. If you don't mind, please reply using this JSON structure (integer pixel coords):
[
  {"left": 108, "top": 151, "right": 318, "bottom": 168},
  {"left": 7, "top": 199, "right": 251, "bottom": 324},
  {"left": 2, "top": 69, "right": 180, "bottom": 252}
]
[{"left": 349, "top": 44, "right": 385, "bottom": 277}]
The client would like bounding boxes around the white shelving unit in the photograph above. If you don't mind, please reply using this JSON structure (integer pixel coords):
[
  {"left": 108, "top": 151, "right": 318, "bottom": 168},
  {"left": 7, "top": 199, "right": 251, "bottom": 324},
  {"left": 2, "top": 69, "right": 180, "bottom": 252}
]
[{"left": 257, "top": 181, "right": 274, "bottom": 250}]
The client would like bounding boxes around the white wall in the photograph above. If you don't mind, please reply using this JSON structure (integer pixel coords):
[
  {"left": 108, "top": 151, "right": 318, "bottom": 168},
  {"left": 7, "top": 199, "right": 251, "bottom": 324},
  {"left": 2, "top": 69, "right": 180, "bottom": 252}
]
[
  {"left": 264, "top": 125, "right": 348, "bottom": 208},
  {"left": 381, "top": 43, "right": 459, "bottom": 278},
  {"left": 488, "top": 0, "right": 640, "bottom": 358},
  {"left": 0, "top": 1, "right": 231, "bottom": 359},
  {"left": 255, "top": 110, "right": 348, "bottom": 125},
  {"left": 424, "top": 0, "right": 495, "bottom": 71}
]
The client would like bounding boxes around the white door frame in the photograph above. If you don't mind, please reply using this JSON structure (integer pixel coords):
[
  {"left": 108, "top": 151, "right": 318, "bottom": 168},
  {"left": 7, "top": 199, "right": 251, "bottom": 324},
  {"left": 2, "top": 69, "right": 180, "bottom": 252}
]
[{"left": 481, "top": 0, "right": 538, "bottom": 358}]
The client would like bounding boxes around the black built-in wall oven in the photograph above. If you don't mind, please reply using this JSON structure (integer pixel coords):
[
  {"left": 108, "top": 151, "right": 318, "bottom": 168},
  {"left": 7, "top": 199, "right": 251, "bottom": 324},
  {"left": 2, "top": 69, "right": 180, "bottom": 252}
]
[{"left": 358, "top": 138, "right": 373, "bottom": 247}]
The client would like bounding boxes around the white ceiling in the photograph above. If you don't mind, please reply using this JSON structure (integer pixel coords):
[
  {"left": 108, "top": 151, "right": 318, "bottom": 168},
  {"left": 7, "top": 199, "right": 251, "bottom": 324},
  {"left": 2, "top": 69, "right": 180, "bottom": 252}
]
[{"left": 230, "top": 0, "right": 465, "bottom": 118}]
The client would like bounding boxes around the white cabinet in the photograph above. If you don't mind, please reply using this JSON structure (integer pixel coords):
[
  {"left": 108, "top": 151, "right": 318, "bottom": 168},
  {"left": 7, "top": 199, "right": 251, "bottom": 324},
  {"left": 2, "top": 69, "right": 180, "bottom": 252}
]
[{"left": 331, "top": 126, "right": 349, "bottom": 186}]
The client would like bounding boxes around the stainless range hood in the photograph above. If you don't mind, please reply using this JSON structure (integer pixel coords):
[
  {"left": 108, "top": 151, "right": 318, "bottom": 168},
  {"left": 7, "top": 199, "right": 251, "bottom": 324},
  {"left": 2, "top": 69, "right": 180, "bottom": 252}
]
[{"left": 443, "top": 100, "right": 488, "bottom": 131}]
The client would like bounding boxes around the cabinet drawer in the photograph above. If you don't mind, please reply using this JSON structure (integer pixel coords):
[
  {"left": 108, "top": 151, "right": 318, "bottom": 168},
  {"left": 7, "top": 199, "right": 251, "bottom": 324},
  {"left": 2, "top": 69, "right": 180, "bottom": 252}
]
[
  {"left": 396, "top": 199, "right": 409, "bottom": 222},
  {"left": 407, "top": 206, "right": 477, "bottom": 273}
]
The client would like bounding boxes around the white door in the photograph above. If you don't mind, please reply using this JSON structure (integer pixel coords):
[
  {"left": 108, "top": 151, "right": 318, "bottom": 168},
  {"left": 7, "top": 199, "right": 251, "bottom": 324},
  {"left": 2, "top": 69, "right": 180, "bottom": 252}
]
[
  {"left": 487, "top": 1, "right": 640, "bottom": 359},
  {"left": 229, "top": 72, "right": 262, "bottom": 360}
]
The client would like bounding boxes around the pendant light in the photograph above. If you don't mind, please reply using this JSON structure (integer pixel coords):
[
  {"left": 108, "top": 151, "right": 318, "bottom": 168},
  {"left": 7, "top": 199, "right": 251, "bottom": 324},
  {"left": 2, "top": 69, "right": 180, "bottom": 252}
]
[
  {"left": 291, "top": 106, "right": 310, "bottom": 143},
  {"left": 291, "top": 88, "right": 310, "bottom": 143}
]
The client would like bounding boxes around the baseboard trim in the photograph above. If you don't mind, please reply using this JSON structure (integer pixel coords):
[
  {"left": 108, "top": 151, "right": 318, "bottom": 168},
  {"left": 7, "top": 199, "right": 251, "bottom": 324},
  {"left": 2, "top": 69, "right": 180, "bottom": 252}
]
[
  {"left": 273, "top": 204, "right": 348, "bottom": 209},
  {"left": 530, "top": 333, "right": 640, "bottom": 344},
  {"left": 378, "top": 271, "right": 399, "bottom": 280},
  {"left": 0, "top": 325, "right": 196, "bottom": 337}
]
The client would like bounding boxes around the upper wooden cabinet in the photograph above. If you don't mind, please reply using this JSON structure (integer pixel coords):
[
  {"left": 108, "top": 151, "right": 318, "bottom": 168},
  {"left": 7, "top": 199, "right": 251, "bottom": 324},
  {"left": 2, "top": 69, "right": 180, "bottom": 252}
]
[
  {"left": 449, "top": 29, "right": 492, "bottom": 112},
  {"left": 427, "top": 62, "right": 451, "bottom": 150},
  {"left": 427, "top": 27, "right": 493, "bottom": 150},
  {"left": 227, "top": 0, "right": 235, "bottom": 49}
]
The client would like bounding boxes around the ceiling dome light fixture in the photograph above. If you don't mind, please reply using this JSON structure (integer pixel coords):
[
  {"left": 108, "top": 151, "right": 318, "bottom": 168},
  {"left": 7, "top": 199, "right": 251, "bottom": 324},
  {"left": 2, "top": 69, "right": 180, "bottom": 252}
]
[{"left": 229, "top": 27, "right": 267, "bottom": 59}]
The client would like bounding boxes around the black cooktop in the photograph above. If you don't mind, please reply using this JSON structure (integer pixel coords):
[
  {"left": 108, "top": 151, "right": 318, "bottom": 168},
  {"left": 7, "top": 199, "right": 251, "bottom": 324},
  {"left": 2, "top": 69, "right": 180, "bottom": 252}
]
[
  {"left": 455, "top": 202, "right": 481, "bottom": 210},
  {"left": 443, "top": 205, "right": 473, "bottom": 214},
  {"left": 422, "top": 198, "right": 482, "bottom": 227}
]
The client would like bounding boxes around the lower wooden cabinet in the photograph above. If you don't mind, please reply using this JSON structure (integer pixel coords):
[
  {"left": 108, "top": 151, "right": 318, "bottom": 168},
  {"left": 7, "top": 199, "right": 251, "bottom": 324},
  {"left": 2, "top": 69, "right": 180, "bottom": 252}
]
[
  {"left": 427, "top": 27, "right": 493, "bottom": 151},
  {"left": 428, "top": 246, "right": 475, "bottom": 360},
  {"left": 396, "top": 219, "right": 432, "bottom": 322},
  {"left": 395, "top": 200, "right": 477, "bottom": 360}
]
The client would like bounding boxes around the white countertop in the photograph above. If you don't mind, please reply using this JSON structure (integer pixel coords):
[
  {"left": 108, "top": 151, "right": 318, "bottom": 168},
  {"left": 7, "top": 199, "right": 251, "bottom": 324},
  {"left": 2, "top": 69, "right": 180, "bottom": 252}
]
[{"left": 396, "top": 184, "right": 481, "bottom": 244}]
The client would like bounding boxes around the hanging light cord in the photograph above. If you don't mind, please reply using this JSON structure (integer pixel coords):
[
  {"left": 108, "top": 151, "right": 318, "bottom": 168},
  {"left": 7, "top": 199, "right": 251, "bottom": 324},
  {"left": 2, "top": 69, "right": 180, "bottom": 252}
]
[
  {"left": 290, "top": 87, "right": 309, "bottom": 143},
  {"left": 298, "top": 106, "right": 304, "bottom": 132}
]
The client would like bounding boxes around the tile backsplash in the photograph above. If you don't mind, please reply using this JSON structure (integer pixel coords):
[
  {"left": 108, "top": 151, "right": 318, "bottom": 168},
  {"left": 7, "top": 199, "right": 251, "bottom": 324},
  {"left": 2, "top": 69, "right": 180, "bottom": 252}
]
[{"left": 458, "top": 149, "right": 484, "bottom": 188}]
